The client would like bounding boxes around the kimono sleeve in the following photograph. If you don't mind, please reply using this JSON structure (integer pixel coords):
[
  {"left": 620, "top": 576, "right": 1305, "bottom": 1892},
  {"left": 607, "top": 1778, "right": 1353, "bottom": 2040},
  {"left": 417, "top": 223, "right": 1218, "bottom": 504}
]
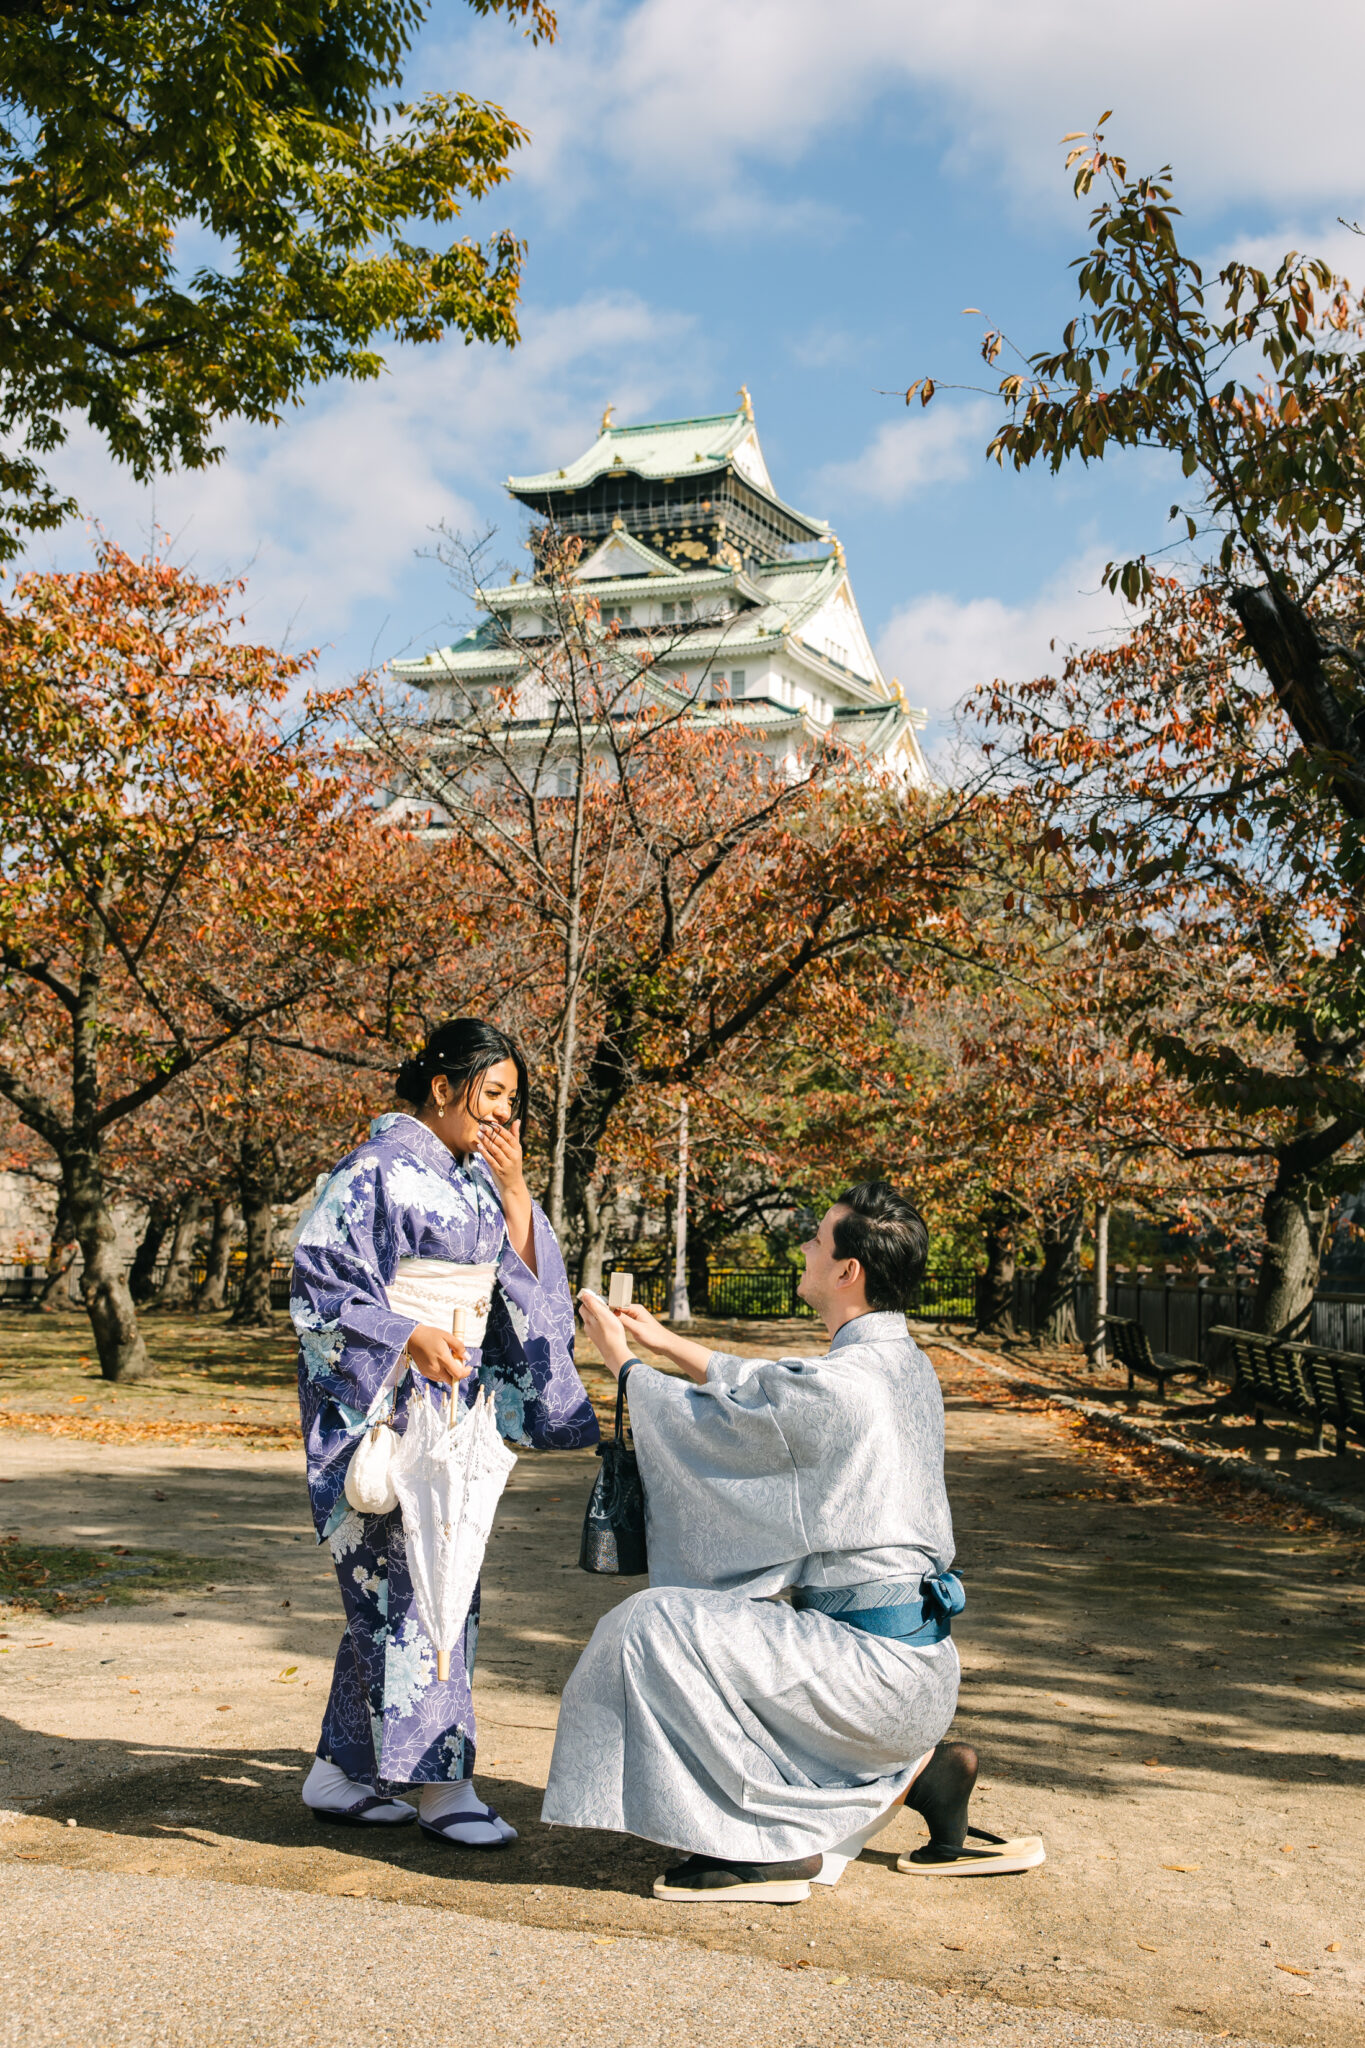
[
  {"left": 291, "top": 1150, "right": 417, "bottom": 1418},
  {"left": 478, "top": 1200, "right": 600, "bottom": 1451},
  {"left": 624, "top": 1359, "right": 808, "bottom": 1592}
]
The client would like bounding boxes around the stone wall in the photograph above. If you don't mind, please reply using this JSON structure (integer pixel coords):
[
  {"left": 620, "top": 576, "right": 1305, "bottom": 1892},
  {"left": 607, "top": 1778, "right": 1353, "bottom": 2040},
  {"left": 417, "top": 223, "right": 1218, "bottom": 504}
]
[
  {"left": 0, "top": 1172, "right": 143, "bottom": 1267},
  {"left": 0, "top": 1172, "right": 57, "bottom": 1263}
]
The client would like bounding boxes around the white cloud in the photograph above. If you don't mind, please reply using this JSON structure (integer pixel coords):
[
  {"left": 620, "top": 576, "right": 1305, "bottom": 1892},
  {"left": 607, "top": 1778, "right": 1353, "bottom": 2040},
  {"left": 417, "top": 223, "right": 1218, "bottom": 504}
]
[
  {"left": 38, "top": 292, "right": 705, "bottom": 665},
  {"left": 447, "top": 0, "right": 1365, "bottom": 224},
  {"left": 877, "top": 551, "right": 1128, "bottom": 722},
  {"left": 817, "top": 401, "right": 993, "bottom": 509},
  {"left": 1214, "top": 221, "right": 1365, "bottom": 291}
]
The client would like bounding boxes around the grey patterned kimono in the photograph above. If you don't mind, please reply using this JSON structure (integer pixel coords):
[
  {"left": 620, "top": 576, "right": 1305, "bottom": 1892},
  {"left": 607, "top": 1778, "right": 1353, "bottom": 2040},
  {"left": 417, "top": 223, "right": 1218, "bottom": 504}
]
[{"left": 542, "top": 1311, "right": 959, "bottom": 1860}]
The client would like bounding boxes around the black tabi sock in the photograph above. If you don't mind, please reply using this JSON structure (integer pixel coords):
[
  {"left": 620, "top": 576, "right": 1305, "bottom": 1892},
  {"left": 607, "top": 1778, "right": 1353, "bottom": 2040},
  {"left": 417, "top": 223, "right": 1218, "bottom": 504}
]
[{"left": 905, "top": 1740, "right": 978, "bottom": 1850}]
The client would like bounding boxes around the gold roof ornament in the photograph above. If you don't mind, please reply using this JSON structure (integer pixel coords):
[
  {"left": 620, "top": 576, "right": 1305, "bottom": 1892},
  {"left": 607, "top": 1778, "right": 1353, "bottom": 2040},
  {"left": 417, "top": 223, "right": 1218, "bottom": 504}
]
[
  {"left": 600, "top": 402, "right": 616, "bottom": 434},
  {"left": 831, "top": 533, "right": 846, "bottom": 567},
  {"left": 737, "top": 384, "right": 754, "bottom": 421}
]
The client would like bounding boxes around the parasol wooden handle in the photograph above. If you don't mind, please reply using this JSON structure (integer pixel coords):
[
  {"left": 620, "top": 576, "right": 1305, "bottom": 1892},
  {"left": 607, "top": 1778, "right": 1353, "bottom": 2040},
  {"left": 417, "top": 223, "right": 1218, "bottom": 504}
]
[{"left": 437, "top": 1649, "right": 451, "bottom": 1682}]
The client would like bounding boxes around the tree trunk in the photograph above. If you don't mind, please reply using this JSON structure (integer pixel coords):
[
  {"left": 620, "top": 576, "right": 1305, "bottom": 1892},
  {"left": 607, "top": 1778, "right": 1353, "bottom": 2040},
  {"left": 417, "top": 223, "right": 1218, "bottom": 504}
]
[
  {"left": 976, "top": 1193, "right": 1024, "bottom": 1338},
  {"left": 547, "top": 768, "right": 590, "bottom": 1237},
  {"left": 668, "top": 1093, "right": 691, "bottom": 1321},
  {"left": 128, "top": 1197, "right": 171, "bottom": 1304},
  {"left": 230, "top": 1133, "right": 278, "bottom": 1328},
  {"left": 1086, "top": 1200, "right": 1111, "bottom": 1366},
  {"left": 154, "top": 1193, "right": 202, "bottom": 1310},
  {"left": 1249, "top": 1115, "right": 1362, "bottom": 1341},
  {"left": 577, "top": 1176, "right": 616, "bottom": 1294},
  {"left": 1034, "top": 1204, "right": 1084, "bottom": 1348},
  {"left": 688, "top": 1227, "right": 710, "bottom": 1318},
  {"left": 1252, "top": 1176, "right": 1331, "bottom": 1341},
  {"left": 65, "top": 1151, "right": 151, "bottom": 1381},
  {"left": 38, "top": 1186, "right": 78, "bottom": 1312},
  {"left": 196, "top": 1199, "right": 236, "bottom": 1312},
  {"left": 1231, "top": 585, "right": 1365, "bottom": 820}
]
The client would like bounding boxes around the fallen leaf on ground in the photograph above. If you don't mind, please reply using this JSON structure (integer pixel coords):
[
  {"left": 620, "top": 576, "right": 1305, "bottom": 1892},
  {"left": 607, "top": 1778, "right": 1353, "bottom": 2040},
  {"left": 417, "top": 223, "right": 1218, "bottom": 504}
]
[
  {"left": 1326, "top": 1943, "right": 1341, "bottom": 1952},
  {"left": 0, "top": 1412, "right": 299, "bottom": 1448},
  {"left": 1276, "top": 1964, "right": 1311, "bottom": 1977},
  {"left": 827, "top": 1975, "right": 850, "bottom": 1987},
  {"left": 1136, "top": 1942, "right": 1159, "bottom": 1953},
  {"left": 1163, "top": 1864, "right": 1200, "bottom": 1872}
]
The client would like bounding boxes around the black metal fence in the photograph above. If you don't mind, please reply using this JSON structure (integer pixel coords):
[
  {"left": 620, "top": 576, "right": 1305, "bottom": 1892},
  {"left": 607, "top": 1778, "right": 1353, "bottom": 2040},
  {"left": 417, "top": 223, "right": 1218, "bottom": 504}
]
[
  {"left": 601, "top": 1262, "right": 978, "bottom": 1321},
  {"left": 601, "top": 1262, "right": 806, "bottom": 1318},
  {"left": 29, "top": 1245, "right": 1357, "bottom": 1355},
  {"left": 0, "top": 1259, "right": 293, "bottom": 1312},
  {"left": 1005, "top": 1268, "right": 1365, "bottom": 1364}
]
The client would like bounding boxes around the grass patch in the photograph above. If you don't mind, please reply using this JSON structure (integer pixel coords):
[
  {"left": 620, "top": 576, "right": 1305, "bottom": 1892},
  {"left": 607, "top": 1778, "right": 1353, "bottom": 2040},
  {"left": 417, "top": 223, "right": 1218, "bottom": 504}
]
[
  {"left": 0, "top": 1310, "right": 300, "bottom": 1439},
  {"left": 0, "top": 1534, "right": 225, "bottom": 1616}
]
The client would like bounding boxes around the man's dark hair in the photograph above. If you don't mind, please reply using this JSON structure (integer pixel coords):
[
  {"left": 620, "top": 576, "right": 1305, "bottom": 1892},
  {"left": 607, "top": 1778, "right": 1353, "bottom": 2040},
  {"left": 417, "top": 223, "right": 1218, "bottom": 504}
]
[{"left": 831, "top": 1181, "right": 928, "bottom": 1312}]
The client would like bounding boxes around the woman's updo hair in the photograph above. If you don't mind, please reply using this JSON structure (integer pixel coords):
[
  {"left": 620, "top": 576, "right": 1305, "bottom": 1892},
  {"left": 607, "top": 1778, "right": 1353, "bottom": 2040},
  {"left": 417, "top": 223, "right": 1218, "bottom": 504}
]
[{"left": 395, "top": 1018, "right": 530, "bottom": 1127}]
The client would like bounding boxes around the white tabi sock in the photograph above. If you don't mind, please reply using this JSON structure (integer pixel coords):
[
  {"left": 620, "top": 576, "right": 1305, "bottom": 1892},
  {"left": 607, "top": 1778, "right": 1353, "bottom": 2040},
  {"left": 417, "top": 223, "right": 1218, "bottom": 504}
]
[
  {"left": 812, "top": 1747, "right": 937, "bottom": 1886},
  {"left": 301, "top": 1756, "right": 413, "bottom": 1823},
  {"left": 419, "top": 1778, "right": 517, "bottom": 1843}
]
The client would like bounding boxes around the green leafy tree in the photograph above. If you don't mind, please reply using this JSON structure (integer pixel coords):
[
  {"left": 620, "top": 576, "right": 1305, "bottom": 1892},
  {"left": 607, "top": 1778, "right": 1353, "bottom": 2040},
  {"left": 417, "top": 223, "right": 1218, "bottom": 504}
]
[
  {"left": 0, "top": 0, "right": 553, "bottom": 552},
  {"left": 913, "top": 117, "right": 1365, "bottom": 855},
  {"left": 907, "top": 121, "right": 1365, "bottom": 1334}
]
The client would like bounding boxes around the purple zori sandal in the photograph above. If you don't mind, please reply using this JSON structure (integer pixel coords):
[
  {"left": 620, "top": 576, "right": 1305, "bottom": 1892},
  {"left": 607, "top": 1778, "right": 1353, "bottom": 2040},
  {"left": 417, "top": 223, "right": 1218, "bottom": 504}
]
[
  {"left": 310, "top": 1793, "right": 416, "bottom": 1828},
  {"left": 418, "top": 1800, "right": 514, "bottom": 1850}
]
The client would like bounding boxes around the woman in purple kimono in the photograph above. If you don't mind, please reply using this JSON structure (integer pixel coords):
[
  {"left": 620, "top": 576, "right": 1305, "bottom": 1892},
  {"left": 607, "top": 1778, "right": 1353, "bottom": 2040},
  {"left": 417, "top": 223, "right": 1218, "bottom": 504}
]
[{"left": 291, "top": 1018, "right": 598, "bottom": 1846}]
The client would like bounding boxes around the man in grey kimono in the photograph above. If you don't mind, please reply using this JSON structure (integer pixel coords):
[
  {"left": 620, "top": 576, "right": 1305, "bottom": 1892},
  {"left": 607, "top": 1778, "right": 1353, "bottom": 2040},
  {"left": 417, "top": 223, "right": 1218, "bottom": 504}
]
[{"left": 548, "top": 1181, "right": 1043, "bottom": 1904}]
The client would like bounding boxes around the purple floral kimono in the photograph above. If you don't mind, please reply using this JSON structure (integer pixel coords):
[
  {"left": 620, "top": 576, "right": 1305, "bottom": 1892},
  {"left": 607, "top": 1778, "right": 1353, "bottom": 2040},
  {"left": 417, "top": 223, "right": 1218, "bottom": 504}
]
[{"left": 291, "top": 1111, "right": 598, "bottom": 1790}]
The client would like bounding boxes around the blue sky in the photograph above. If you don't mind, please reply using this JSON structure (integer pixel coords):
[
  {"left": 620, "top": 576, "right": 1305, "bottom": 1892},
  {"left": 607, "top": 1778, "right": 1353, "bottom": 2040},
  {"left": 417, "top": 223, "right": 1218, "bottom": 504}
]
[{"left": 40, "top": 0, "right": 1365, "bottom": 748}]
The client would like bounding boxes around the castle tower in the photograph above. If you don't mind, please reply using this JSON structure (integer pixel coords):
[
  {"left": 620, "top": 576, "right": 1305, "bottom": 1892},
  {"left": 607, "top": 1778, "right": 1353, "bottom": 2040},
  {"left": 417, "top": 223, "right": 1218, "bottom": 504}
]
[{"left": 392, "top": 398, "right": 927, "bottom": 783}]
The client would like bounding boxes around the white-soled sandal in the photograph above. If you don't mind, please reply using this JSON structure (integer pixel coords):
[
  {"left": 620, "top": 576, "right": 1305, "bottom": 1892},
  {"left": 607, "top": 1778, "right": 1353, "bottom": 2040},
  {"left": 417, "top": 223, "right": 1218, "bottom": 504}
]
[{"left": 897, "top": 1826, "right": 1045, "bottom": 1876}]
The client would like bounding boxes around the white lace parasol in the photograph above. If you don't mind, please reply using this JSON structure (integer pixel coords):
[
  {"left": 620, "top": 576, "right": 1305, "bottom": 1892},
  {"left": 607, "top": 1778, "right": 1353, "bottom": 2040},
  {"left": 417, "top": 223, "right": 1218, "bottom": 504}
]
[{"left": 390, "top": 1386, "right": 517, "bottom": 1680}]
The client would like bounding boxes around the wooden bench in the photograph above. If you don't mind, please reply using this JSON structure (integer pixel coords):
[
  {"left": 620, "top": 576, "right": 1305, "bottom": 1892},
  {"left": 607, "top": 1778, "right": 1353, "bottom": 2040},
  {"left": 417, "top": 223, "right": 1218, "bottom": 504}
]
[
  {"left": 1103, "top": 1315, "right": 1208, "bottom": 1398},
  {"left": 1207, "top": 1325, "right": 1365, "bottom": 1456}
]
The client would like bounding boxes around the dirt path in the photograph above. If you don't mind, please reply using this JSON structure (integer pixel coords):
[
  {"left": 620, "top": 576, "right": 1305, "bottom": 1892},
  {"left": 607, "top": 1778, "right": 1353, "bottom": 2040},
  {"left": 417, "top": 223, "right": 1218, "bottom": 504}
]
[{"left": 1, "top": 1322, "right": 1362, "bottom": 2046}]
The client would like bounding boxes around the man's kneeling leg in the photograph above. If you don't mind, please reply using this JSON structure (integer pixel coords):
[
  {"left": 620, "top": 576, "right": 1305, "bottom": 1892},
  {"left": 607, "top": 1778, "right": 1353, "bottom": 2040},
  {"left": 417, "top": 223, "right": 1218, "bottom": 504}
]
[{"left": 897, "top": 1741, "right": 1045, "bottom": 1877}]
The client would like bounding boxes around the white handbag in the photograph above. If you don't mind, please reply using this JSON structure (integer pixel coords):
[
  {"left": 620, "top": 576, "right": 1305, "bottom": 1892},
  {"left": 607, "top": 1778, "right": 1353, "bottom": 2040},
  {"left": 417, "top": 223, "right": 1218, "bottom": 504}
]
[{"left": 344, "top": 1418, "right": 400, "bottom": 1515}]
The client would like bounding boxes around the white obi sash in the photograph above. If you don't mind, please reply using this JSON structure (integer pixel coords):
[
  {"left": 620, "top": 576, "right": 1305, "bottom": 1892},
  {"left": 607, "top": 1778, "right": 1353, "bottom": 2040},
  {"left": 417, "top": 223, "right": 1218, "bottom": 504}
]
[{"left": 386, "top": 1258, "right": 498, "bottom": 1348}]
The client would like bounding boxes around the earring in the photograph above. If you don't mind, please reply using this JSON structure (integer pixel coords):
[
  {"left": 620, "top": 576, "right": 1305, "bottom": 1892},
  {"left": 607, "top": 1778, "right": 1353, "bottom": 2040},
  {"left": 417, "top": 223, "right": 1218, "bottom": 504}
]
[{"left": 437, "top": 1101, "right": 446, "bottom": 1119}]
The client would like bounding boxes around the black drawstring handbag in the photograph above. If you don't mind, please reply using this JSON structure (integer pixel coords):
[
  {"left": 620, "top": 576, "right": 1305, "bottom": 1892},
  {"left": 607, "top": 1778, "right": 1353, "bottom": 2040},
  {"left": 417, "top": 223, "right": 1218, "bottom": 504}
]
[{"left": 579, "top": 1363, "right": 648, "bottom": 1576}]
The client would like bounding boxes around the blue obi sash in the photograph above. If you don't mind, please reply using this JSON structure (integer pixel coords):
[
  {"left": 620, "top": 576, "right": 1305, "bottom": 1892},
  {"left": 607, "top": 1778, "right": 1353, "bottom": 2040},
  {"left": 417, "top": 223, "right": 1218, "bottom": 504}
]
[{"left": 792, "top": 1570, "right": 965, "bottom": 1645}]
